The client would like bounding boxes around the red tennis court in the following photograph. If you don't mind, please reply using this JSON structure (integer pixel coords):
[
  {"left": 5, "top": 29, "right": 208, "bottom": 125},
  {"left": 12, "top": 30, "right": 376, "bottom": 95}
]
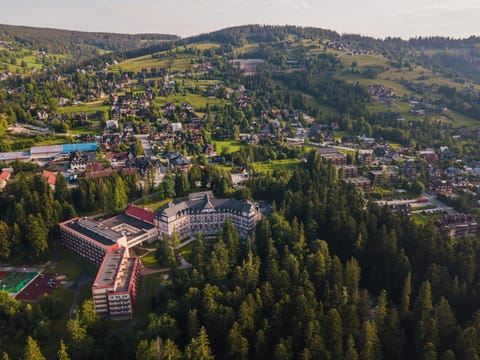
[
  {"left": 0, "top": 271, "right": 6, "bottom": 280},
  {"left": 15, "top": 274, "right": 56, "bottom": 301}
]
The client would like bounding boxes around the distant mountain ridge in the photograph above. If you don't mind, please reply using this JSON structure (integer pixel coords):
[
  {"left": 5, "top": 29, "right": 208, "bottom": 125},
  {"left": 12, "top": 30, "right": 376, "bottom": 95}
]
[
  {"left": 3, "top": 22, "right": 480, "bottom": 83},
  {"left": 184, "top": 25, "right": 480, "bottom": 83},
  {"left": 0, "top": 23, "right": 179, "bottom": 55}
]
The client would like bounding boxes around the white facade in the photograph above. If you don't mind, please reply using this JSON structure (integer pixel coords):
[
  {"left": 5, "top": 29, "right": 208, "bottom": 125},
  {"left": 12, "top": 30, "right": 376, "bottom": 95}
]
[{"left": 155, "top": 192, "right": 261, "bottom": 239}]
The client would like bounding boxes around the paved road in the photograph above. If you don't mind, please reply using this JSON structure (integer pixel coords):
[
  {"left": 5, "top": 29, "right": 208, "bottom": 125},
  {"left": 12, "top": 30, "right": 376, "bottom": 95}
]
[
  {"left": 375, "top": 192, "right": 458, "bottom": 215},
  {"left": 308, "top": 142, "right": 358, "bottom": 152},
  {"left": 135, "top": 134, "right": 154, "bottom": 157},
  {"left": 421, "top": 192, "right": 458, "bottom": 215}
]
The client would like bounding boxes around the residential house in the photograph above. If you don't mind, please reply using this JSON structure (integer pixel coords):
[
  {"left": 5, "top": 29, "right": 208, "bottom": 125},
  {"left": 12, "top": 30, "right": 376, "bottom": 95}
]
[
  {"left": 42, "top": 170, "right": 57, "bottom": 190},
  {"left": 357, "top": 149, "right": 374, "bottom": 165},
  {"left": 368, "top": 169, "right": 399, "bottom": 186},
  {"left": 336, "top": 165, "right": 358, "bottom": 178},
  {"left": 343, "top": 177, "right": 372, "bottom": 192},
  {"left": 435, "top": 214, "right": 478, "bottom": 238}
]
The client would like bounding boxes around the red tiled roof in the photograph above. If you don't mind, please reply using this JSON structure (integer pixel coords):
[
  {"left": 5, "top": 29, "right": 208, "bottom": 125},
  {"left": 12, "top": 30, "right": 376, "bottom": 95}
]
[
  {"left": 0, "top": 171, "right": 11, "bottom": 181},
  {"left": 104, "top": 151, "right": 127, "bottom": 161},
  {"left": 42, "top": 170, "right": 56, "bottom": 186},
  {"left": 125, "top": 205, "right": 154, "bottom": 224}
]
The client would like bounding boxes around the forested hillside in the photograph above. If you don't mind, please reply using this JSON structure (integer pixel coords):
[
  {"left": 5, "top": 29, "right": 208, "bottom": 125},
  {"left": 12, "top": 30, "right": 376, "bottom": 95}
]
[{"left": 0, "top": 24, "right": 178, "bottom": 56}]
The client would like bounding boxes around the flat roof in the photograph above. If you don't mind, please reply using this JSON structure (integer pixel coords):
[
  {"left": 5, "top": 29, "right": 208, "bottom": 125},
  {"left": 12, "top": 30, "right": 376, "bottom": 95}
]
[
  {"left": 62, "top": 142, "right": 97, "bottom": 153},
  {"left": 65, "top": 218, "right": 121, "bottom": 246},
  {"left": 101, "top": 213, "right": 155, "bottom": 231},
  {"left": 31, "top": 145, "right": 62, "bottom": 155},
  {"left": 94, "top": 248, "right": 135, "bottom": 291},
  {"left": 0, "top": 151, "right": 30, "bottom": 161}
]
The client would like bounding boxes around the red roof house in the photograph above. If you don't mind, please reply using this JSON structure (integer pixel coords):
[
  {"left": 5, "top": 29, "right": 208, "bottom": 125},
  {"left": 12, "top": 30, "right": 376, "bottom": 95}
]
[{"left": 42, "top": 170, "right": 57, "bottom": 189}]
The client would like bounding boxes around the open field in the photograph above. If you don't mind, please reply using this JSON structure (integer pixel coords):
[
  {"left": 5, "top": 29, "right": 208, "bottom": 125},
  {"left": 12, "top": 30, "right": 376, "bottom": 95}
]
[
  {"left": 155, "top": 92, "right": 225, "bottom": 110},
  {"left": 251, "top": 159, "right": 302, "bottom": 173},
  {"left": 59, "top": 101, "right": 109, "bottom": 115},
  {"left": 0, "top": 47, "right": 70, "bottom": 75},
  {"left": 186, "top": 42, "right": 222, "bottom": 50},
  {"left": 412, "top": 212, "right": 444, "bottom": 225},
  {"left": 111, "top": 53, "right": 193, "bottom": 73},
  {"left": 213, "top": 140, "right": 243, "bottom": 154},
  {"left": 234, "top": 43, "right": 260, "bottom": 56},
  {"left": 1, "top": 133, "right": 71, "bottom": 150},
  {"left": 213, "top": 164, "right": 233, "bottom": 172}
]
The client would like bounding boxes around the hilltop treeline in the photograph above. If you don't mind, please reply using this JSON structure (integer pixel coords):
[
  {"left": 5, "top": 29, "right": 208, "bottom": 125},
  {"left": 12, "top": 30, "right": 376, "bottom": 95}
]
[
  {"left": 188, "top": 24, "right": 341, "bottom": 45},
  {"left": 191, "top": 25, "right": 480, "bottom": 83},
  {"left": 0, "top": 24, "right": 178, "bottom": 55}
]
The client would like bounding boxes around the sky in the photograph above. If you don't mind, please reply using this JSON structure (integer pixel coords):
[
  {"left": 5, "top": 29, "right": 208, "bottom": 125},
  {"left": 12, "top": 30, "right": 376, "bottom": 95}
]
[{"left": 1, "top": 0, "right": 479, "bottom": 39}]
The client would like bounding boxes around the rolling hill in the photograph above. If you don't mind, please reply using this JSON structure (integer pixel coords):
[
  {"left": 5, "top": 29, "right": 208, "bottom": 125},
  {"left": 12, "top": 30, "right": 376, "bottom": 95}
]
[{"left": 0, "top": 23, "right": 179, "bottom": 56}]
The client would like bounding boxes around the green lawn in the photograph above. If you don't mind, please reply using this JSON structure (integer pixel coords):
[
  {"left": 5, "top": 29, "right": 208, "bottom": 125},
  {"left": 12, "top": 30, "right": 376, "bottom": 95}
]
[
  {"left": 111, "top": 52, "right": 194, "bottom": 73},
  {"left": 212, "top": 140, "right": 243, "bottom": 154},
  {"left": 443, "top": 111, "right": 480, "bottom": 129},
  {"left": 179, "top": 241, "right": 196, "bottom": 262},
  {"left": 59, "top": 101, "right": 109, "bottom": 115},
  {"left": 46, "top": 245, "right": 98, "bottom": 281},
  {"left": 136, "top": 194, "right": 172, "bottom": 212},
  {"left": 155, "top": 92, "right": 225, "bottom": 110},
  {"left": 339, "top": 53, "right": 389, "bottom": 68},
  {"left": 186, "top": 42, "right": 222, "bottom": 51},
  {"left": 412, "top": 212, "right": 443, "bottom": 226},
  {"left": 141, "top": 252, "right": 161, "bottom": 269},
  {"left": 251, "top": 159, "right": 302, "bottom": 173},
  {"left": 0, "top": 49, "right": 69, "bottom": 77},
  {"left": 411, "top": 204, "right": 438, "bottom": 211},
  {"left": 214, "top": 164, "right": 233, "bottom": 172},
  {"left": 234, "top": 43, "right": 260, "bottom": 56},
  {"left": 2, "top": 133, "right": 71, "bottom": 150},
  {"left": 412, "top": 213, "right": 427, "bottom": 225},
  {"left": 33, "top": 136, "right": 71, "bottom": 146}
]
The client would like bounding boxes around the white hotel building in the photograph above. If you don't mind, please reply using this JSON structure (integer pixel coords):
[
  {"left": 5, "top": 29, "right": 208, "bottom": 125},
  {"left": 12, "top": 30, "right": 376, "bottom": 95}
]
[{"left": 155, "top": 192, "right": 261, "bottom": 239}]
